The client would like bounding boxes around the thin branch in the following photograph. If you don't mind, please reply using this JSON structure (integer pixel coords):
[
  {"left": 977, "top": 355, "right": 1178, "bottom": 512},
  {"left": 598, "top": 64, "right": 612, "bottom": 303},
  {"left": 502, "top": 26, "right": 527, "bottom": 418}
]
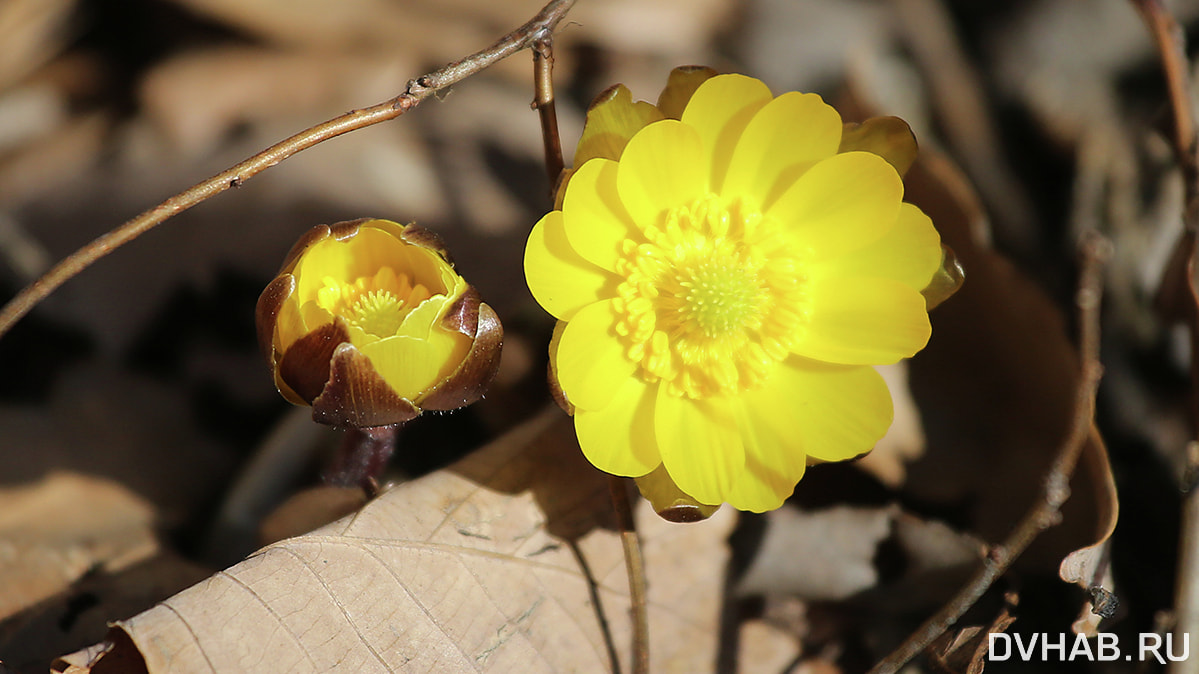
[
  {"left": 1132, "top": 0, "right": 1197, "bottom": 187},
  {"left": 0, "top": 0, "right": 577, "bottom": 341},
  {"left": 532, "top": 37, "right": 565, "bottom": 195},
  {"left": 609, "top": 476, "right": 649, "bottom": 674},
  {"left": 868, "top": 232, "right": 1109, "bottom": 674}
]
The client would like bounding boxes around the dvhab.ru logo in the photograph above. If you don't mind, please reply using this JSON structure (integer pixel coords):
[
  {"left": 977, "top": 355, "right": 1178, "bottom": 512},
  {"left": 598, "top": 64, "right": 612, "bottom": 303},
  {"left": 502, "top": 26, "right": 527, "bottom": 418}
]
[{"left": 988, "top": 632, "right": 1189, "bottom": 664}]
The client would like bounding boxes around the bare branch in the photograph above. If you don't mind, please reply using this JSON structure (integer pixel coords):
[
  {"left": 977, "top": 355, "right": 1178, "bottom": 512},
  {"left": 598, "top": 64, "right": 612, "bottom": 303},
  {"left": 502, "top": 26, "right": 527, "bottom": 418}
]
[
  {"left": 0, "top": 0, "right": 577, "bottom": 341},
  {"left": 868, "top": 232, "right": 1109, "bottom": 674},
  {"left": 532, "top": 38, "right": 565, "bottom": 197}
]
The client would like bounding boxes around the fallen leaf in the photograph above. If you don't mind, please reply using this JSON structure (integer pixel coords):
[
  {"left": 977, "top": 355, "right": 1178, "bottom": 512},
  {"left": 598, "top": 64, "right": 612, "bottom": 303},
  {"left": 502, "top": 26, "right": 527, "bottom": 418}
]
[
  {"left": 735, "top": 505, "right": 894, "bottom": 602},
  {"left": 0, "top": 0, "right": 77, "bottom": 90},
  {"left": 1057, "top": 427, "right": 1120, "bottom": 636},
  {"left": 0, "top": 472, "right": 157, "bottom": 621},
  {"left": 903, "top": 151, "right": 1118, "bottom": 575},
  {"left": 56, "top": 409, "right": 738, "bottom": 672},
  {"left": 734, "top": 505, "right": 982, "bottom": 610},
  {"left": 928, "top": 594, "right": 1017, "bottom": 674}
]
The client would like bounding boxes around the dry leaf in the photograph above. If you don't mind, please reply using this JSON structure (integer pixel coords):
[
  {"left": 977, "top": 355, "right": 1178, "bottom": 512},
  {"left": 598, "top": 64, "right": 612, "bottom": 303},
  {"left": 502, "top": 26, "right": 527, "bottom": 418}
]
[
  {"left": 1, "top": 552, "right": 212, "bottom": 674},
  {"left": 0, "top": 0, "right": 77, "bottom": 90},
  {"left": 902, "top": 152, "right": 1119, "bottom": 575},
  {"left": 735, "top": 505, "right": 894, "bottom": 602},
  {"left": 56, "top": 409, "right": 737, "bottom": 672},
  {"left": 0, "top": 472, "right": 157, "bottom": 621},
  {"left": 257, "top": 486, "right": 368, "bottom": 547},
  {"left": 735, "top": 505, "right": 982, "bottom": 610},
  {"left": 1058, "top": 427, "right": 1120, "bottom": 635},
  {"left": 928, "top": 595, "right": 1017, "bottom": 674}
]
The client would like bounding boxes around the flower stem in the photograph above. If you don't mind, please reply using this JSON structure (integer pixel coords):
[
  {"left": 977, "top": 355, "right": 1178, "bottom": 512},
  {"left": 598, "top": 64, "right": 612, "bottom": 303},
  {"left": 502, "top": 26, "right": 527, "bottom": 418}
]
[
  {"left": 324, "top": 425, "right": 401, "bottom": 497},
  {"left": 533, "top": 37, "right": 565, "bottom": 198},
  {"left": 0, "top": 0, "right": 578, "bottom": 342},
  {"left": 608, "top": 475, "right": 649, "bottom": 674}
]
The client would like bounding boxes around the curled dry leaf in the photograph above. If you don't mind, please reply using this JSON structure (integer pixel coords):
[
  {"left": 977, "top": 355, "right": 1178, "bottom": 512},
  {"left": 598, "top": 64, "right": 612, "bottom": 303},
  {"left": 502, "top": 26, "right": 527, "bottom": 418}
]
[
  {"left": 1057, "top": 427, "right": 1120, "bottom": 636},
  {"left": 0, "top": 472, "right": 157, "bottom": 621},
  {"left": 902, "top": 152, "right": 1119, "bottom": 596},
  {"left": 56, "top": 408, "right": 737, "bottom": 673},
  {"left": 927, "top": 594, "right": 1017, "bottom": 674}
]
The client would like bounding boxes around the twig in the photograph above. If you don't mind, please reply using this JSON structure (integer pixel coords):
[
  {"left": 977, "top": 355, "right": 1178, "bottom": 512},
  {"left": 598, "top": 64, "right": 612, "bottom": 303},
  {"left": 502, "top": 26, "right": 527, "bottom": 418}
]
[
  {"left": 532, "top": 37, "right": 565, "bottom": 195},
  {"left": 0, "top": 0, "right": 577, "bottom": 342},
  {"left": 609, "top": 475, "right": 649, "bottom": 674},
  {"left": 1132, "top": 0, "right": 1197, "bottom": 187},
  {"left": 868, "top": 232, "right": 1109, "bottom": 674}
]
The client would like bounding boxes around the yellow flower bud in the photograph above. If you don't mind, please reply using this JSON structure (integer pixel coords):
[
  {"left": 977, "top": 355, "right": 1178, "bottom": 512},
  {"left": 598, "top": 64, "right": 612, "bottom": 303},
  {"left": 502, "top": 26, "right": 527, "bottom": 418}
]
[{"left": 256, "top": 218, "right": 503, "bottom": 428}]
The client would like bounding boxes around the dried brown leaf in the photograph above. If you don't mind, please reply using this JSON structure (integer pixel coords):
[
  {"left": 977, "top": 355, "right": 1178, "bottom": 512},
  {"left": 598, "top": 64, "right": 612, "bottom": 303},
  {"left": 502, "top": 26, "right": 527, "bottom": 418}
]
[
  {"left": 928, "top": 596, "right": 1017, "bottom": 674},
  {"left": 0, "top": 472, "right": 157, "bottom": 621},
  {"left": 0, "top": 0, "right": 77, "bottom": 90},
  {"left": 903, "top": 152, "right": 1119, "bottom": 575},
  {"left": 57, "top": 409, "right": 737, "bottom": 672},
  {"left": 735, "top": 505, "right": 982, "bottom": 610},
  {"left": 1058, "top": 427, "right": 1120, "bottom": 636}
]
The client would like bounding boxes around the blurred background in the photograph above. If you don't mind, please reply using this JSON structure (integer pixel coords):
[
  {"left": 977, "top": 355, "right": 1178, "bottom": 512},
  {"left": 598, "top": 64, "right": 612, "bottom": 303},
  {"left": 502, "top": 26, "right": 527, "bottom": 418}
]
[{"left": 0, "top": 0, "right": 1195, "bottom": 671}]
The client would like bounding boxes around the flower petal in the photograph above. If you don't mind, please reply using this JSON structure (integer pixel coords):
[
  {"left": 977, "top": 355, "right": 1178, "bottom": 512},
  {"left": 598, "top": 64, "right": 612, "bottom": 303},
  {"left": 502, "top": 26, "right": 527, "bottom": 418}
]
[
  {"left": 554, "top": 299, "right": 638, "bottom": 411},
  {"left": 814, "top": 203, "right": 942, "bottom": 291},
  {"left": 723, "top": 453, "right": 797, "bottom": 513},
  {"left": 574, "top": 84, "right": 665, "bottom": 167},
  {"left": 575, "top": 376, "right": 660, "bottom": 477},
  {"left": 616, "top": 120, "right": 708, "bottom": 230},
  {"left": 359, "top": 329, "right": 463, "bottom": 399},
  {"left": 654, "top": 389, "right": 744, "bottom": 506},
  {"left": 679, "top": 74, "right": 773, "bottom": 192},
  {"left": 732, "top": 397, "right": 806, "bottom": 481},
  {"left": 723, "top": 92, "right": 843, "bottom": 210},
  {"left": 656, "top": 66, "right": 718, "bottom": 119},
  {"left": 563, "top": 158, "right": 639, "bottom": 272},
  {"left": 793, "top": 276, "right": 931, "bottom": 365},
  {"left": 744, "top": 357, "right": 893, "bottom": 463},
  {"left": 768, "top": 151, "right": 903, "bottom": 260},
  {"left": 524, "top": 211, "right": 615, "bottom": 321}
]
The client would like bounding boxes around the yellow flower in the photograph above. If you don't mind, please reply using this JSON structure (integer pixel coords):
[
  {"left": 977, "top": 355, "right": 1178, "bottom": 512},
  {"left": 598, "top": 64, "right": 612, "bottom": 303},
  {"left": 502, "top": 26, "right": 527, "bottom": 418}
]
[
  {"left": 257, "top": 218, "right": 502, "bottom": 429},
  {"left": 524, "top": 68, "right": 942, "bottom": 514}
]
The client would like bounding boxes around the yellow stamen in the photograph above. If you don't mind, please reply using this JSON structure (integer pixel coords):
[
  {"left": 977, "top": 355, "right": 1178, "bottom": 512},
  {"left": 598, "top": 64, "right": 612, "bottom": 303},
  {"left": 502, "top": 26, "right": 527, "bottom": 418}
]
[
  {"left": 613, "top": 195, "right": 810, "bottom": 398},
  {"left": 349, "top": 289, "right": 405, "bottom": 337}
]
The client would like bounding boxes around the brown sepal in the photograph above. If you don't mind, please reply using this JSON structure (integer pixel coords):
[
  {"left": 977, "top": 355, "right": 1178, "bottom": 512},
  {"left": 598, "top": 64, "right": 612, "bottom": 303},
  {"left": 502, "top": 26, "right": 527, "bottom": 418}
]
[
  {"left": 839, "top": 116, "right": 918, "bottom": 177},
  {"left": 546, "top": 320, "right": 573, "bottom": 415},
  {"left": 656, "top": 65, "right": 719, "bottom": 120},
  {"left": 255, "top": 274, "right": 295, "bottom": 361},
  {"left": 278, "top": 320, "right": 350, "bottom": 404},
  {"left": 399, "top": 222, "right": 454, "bottom": 265},
  {"left": 657, "top": 504, "right": 714, "bottom": 524},
  {"left": 311, "top": 342, "right": 422, "bottom": 429},
  {"left": 422, "top": 295, "right": 504, "bottom": 411}
]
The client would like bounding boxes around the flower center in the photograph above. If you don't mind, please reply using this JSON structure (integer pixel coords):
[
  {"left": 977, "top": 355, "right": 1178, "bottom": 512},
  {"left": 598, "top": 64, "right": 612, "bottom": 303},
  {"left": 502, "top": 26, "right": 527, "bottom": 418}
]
[
  {"left": 314, "top": 266, "right": 431, "bottom": 339},
  {"left": 612, "top": 195, "right": 811, "bottom": 399},
  {"left": 677, "top": 260, "right": 766, "bottom": 338},
  {"left": 348, "top": 289, "right": 405, "bottom": 337}
]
